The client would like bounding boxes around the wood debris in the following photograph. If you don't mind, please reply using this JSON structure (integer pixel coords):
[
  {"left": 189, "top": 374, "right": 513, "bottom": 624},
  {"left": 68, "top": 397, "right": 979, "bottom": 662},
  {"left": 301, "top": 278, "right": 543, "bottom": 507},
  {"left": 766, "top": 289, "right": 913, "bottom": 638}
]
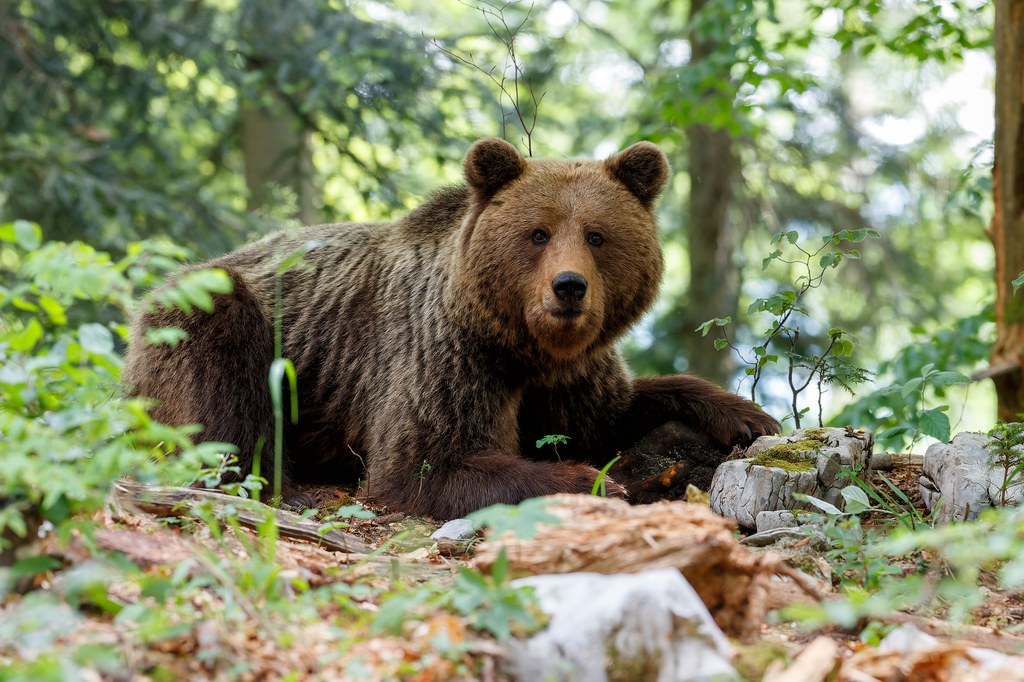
[{"left": 472, "top": 494, "right": 826, "bottom": 638}]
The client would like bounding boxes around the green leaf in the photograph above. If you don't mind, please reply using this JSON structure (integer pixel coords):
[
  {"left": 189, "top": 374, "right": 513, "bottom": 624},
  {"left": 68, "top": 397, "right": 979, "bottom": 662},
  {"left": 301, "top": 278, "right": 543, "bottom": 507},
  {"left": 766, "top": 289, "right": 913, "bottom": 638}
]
[
  {"left": 8, "top": 318, "right": 44, "bottom": 351},
  {"left": 877, "top": 425, "right": 913, "bottom": 439},
  {"left": 841, "top": 485, "right": 871, "bottom": 514},
  {"left": 591, "top": 455, "right": 621, "bottom": 496},
  {"left": 714, "top": 338, "right": 729, "bottom": 351},
  {"left": 900, "top": 377, "right": 924, "bottom": 398},
  {"left": 11, "top": 555, "right": 62, "bottom": 580},
  {"left": 794, "top": 493, "right": 843, "bottom": 516},
  {"left": 39, "top": 295, "right": 68, "bottom": 325},
  {"left": 466, "top": 498, "right": 560, "bottom": 539},
  {"left": 928, "top": 371, "right": 971, "bottom": 387},
  {"left": 917, "top": 408, "right": 950, "bottom": 442},
  {"left": 1013, "top": 271, "right": 1024, "bottom": 295},
  {"left": 696, "top": 317, "right": 731, "bottom": 335},
  {"left": 144, "top": 326, "right": 189, "bottom": 347},
  {"left": 762, "top": 249, "right": 783, "bottom": 270},
  {"left": 536, "top": 434, "right": 570, "bottom": 449},
  {"left": 0, "top": 220, "right": 42, "bottom": 249},
  {"left": 79, "top": 323, "right": 115, "bottom": 356},
  {"left": 14, "top": 220, "right": 42, "bottom": 250},
  {"left": 277, "top": 240, "right": 325, "bottom": 273}
]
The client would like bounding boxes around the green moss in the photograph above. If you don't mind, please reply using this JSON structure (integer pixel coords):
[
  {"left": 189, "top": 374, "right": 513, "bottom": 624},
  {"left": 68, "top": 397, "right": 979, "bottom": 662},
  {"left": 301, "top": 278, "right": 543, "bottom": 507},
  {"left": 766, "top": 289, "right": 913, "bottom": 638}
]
[
  {"left": 747, "top": 440, "right": 820, "bottom": 472},
  {"left": 800, "top": 427, "right": 831, "bottom": 441}
]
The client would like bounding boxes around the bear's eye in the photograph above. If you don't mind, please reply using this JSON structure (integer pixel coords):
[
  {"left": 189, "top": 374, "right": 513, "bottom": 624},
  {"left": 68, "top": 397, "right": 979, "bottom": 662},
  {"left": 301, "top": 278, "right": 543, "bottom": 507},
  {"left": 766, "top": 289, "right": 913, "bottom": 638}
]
[
  {"left": 587, "top": 231, "right": 604, "bottom": 247},
  {"left": 532, "top": 229, "right": 549, "bottom": 245}
]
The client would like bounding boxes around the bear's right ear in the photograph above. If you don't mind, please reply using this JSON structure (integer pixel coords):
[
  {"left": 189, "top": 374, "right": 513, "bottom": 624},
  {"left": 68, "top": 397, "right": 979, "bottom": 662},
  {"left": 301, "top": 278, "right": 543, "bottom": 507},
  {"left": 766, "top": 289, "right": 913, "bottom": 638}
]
[{"left": 464, "top": 138, "right": 526, "bottom": 199}]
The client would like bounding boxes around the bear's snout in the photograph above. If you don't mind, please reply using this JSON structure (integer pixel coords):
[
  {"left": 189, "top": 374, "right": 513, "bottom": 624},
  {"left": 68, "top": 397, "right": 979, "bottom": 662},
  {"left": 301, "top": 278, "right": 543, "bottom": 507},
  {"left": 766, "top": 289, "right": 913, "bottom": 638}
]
[{"left": 552, "top": 271, "right": 588, "bottom": 303}]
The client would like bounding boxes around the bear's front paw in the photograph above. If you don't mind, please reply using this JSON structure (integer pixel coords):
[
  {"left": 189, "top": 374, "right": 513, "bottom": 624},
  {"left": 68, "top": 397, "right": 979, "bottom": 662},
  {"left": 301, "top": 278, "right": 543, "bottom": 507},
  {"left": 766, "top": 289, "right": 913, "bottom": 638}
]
[{"left": 709, "top": 402, "right": 780, "bottom": 448}]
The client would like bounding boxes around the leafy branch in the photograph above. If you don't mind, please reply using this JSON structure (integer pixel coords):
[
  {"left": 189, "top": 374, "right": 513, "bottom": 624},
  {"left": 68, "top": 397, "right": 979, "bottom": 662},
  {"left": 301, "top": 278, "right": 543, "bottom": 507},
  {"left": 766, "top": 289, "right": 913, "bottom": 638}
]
[{"left": 699, "top": 227, "right": 879, "bottom": 427}]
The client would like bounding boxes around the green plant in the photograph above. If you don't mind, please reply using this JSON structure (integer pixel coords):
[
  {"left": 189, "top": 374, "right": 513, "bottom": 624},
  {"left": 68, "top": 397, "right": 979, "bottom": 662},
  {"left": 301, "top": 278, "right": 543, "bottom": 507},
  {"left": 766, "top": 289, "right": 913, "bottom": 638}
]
[
  {"left": 797, "top": 487, "right": 903, "bottom": 589},
  {"left": 0, "top": 222, "right": 227, "bottom": 559},
  {"left": 699, "top": 228, "right": 877, "bottom": 427},
  {"left": 986, "top": 421, "right": 1024, "bottom": 506},
  {"left": 535, "top": 433, "right": 570, "bottom": 460},
  {"left": 834, "top": 309, "right": 990, "bottom": 452},
  {"left": 870, "top": 363, "right": 971, "bottom": 449},
  {"left": 466, "top": 497, "right": 559, "bottom": 540},
  {"left": 591, "top": 455, "right": 622, "bottom": 496},
  {"left": 373, "top": 549, "right": 543, "bottom": 641}
]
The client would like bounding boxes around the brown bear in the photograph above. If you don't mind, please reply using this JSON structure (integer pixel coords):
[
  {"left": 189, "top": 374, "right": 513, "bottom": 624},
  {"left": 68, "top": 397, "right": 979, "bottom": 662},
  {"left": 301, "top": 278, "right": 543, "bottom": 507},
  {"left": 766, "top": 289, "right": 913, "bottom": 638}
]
[{"left": 123, "top": 138, "right": 779, "bottom": 519}]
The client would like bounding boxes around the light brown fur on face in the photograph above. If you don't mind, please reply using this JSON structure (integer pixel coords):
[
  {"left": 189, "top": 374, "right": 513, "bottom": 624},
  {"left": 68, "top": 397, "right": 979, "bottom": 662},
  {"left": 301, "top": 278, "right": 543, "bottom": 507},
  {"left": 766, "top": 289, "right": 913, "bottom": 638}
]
[{"left": 124, "top": 138, "right": 779, "bottom": 520}]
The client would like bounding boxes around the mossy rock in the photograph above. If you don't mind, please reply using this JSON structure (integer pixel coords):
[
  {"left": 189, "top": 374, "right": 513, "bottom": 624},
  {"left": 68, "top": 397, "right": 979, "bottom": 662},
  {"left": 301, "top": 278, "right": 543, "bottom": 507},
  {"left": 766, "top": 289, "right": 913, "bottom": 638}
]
[{"left": 747, "top": 439, "right": 821, "bottom": 472}]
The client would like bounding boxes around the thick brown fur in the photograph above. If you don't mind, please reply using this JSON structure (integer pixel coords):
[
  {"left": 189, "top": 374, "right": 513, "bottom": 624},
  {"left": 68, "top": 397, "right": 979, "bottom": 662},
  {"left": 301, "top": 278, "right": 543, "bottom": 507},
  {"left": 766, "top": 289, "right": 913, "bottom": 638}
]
[{"left": 123, "top": 139, "right": 779, "bottom": 519}]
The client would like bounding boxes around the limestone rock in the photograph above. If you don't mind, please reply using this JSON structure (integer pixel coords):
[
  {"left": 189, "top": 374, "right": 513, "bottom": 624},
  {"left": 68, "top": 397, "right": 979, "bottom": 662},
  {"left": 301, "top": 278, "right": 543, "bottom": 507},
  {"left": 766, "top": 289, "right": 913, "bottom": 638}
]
[
  {"left": 505, "top": 569, "right": 735, "bottom": 682},
  {"left": 709, "top": 427, "right": 873, "bottom": 529},
  {"left": 920, "top": 432, "right": 1024, "bottom": 523}
]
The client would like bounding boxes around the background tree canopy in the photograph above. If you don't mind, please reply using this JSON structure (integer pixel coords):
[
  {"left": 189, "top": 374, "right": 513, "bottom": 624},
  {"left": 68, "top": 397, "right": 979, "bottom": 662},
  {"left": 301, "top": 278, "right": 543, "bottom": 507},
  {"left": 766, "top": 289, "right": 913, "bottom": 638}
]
[{"left": 0, "top": 0, "right": 998, "bottom": 445}]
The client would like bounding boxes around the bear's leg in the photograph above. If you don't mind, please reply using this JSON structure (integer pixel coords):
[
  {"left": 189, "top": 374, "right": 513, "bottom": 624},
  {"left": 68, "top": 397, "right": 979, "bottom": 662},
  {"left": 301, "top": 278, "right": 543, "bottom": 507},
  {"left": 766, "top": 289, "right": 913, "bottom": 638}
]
[
  {"left": 124, "top": 267, "right": 291, "bottom": 495},
  {"left": 626, "top": 375, "right": 780, "bottom": 448},
  {"left": 519, "top": 355, "right": 778, "bottom": 465},
  {"left": 370, "top": 453, "right": 620, "bottom": 519}
]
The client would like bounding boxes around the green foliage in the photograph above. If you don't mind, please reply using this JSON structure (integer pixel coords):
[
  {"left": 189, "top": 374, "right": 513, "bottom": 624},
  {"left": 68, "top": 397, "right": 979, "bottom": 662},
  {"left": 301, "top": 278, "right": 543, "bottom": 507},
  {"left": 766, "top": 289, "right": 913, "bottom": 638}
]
[
  {"left": 0, "top": 0, "right": 464, "bottom": 256},
  {"left": 535, "top": 434, "right": 570, "bottom": 450},
  {"left": 985, "top": 422, "right": 1024, "bottom": 507},
  {"left": 466, "top": 498, "right": 560, "bottom": 540},
  {"left": 701, "top": 227, "right": 876, "bottom": 425},
  {"left": 0, "top": 223, "right": 225, "bottom": 556},
  {"left": 591, "top": 456, "right": 622, "bottom": 496},
  {"left": 835, "top": 309, "right": 989, "bottom": 451}
]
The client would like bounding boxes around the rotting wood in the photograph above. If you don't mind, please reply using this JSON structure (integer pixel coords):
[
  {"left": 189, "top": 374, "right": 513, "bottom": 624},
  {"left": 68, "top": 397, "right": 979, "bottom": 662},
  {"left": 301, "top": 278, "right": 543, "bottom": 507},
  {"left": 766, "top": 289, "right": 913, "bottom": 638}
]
[
  {"left": 112, "top": 480, "right": 374, "bottom": 554},
  {"left": 473, "top": 493, "right": 828, "bottom": 639}
]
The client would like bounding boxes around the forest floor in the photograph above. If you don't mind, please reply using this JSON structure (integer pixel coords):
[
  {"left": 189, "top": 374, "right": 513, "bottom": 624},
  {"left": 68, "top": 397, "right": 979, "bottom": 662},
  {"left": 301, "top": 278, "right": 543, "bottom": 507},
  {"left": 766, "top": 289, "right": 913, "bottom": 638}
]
[{"left": 7, "top": 457, "right": 1024, "bottom": 681}]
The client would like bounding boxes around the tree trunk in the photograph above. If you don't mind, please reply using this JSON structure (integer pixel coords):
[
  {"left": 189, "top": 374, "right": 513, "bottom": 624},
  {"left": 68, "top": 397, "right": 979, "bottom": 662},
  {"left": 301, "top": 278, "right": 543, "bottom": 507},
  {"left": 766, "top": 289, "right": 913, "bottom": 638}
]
[
  {"left": 990, "top": 0, "right": 1024, "bottom": 421},
  {"left": 241, "top": 104, "right": 319, "bottom": 226},
  {"left": 679, "top": 0, "right": 738, "bottom": 384}
]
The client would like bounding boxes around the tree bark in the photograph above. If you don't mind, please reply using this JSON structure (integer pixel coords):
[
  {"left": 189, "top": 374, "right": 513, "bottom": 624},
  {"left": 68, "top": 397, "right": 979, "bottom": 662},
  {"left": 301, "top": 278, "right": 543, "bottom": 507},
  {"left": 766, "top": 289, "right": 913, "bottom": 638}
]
[
  {"left": 680, "top": 0, "right": 738, "bottom": 384},
  {"left": 990, "top": 0, "right": 1024, "bottom": 421},
  {"left": 241, "top": 104, "right": 319, "bottom": 226}
]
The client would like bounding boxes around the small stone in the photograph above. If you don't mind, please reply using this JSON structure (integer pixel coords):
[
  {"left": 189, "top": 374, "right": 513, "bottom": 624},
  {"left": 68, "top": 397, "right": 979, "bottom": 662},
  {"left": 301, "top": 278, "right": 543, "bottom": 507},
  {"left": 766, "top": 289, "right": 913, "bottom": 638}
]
[{"left": 430, "top": 518, "right": 475, "bottom": 541}]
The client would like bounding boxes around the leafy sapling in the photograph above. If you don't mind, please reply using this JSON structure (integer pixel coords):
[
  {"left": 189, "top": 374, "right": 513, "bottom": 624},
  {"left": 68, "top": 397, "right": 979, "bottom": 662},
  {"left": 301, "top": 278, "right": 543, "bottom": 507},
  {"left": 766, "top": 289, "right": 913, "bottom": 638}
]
[
  {"left": 536, "top": 433, "right": 569, "bottom": 460},
  {"left": 986, "top": 421, "right": 1024, "bottom": 506},
  {"left": 699, "top": 228, "right": 877, "bottom": 427}
]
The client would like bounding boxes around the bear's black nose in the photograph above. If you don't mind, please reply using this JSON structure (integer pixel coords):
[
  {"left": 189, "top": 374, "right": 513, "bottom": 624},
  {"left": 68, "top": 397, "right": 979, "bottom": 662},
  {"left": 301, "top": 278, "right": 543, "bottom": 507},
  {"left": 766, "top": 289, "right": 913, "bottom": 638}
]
[{"left": 552, "top": 271, "right": 588, "bottom": 302}]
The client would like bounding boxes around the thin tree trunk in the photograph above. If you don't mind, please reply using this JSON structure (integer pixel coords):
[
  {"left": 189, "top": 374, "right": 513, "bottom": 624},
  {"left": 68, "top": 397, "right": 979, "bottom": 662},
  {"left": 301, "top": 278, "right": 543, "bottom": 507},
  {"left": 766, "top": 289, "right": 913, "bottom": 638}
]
[
  {"left": 680, "top": 0, "right": 738, "bottom": 384},
  {"left": 990, "top": 0, "right": 1024, "bottom": 421},
  {"left": 241, "top": 104, "right": 318, "bottom": 226}
]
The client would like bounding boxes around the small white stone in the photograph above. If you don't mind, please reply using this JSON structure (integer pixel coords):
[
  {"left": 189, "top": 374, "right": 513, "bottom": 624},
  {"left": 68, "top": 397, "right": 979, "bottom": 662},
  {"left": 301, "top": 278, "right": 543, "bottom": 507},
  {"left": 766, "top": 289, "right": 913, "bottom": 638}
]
[{"left": 430, "top": 518, "right": 475, "bottom": 541}]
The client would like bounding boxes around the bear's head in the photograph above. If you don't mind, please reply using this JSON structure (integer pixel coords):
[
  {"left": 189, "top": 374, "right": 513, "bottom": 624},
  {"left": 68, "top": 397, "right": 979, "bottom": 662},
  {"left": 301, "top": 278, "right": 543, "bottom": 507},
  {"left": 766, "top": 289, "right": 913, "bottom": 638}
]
[{"left": 458, "top": 138, "right": 669, "bottom": 362}]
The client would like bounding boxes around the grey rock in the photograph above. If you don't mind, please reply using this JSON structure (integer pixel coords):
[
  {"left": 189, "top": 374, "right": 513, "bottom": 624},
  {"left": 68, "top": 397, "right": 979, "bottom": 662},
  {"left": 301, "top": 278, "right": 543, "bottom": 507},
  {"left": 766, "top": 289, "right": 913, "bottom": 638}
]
[
  {"left": 710, "top": 427, "right": 873, "bottom": 529},
  {"left": 921, "top": 432, "right": 1024, "bottom": 523},
  {"left": 430, "top": 518, "right": 475, "bottom": 541},
  {"left": 506, "top": 569, "right": 735, "bottom": 682},
  {"left": 755, "top": 510, "right": 814, "bottom": 532}
]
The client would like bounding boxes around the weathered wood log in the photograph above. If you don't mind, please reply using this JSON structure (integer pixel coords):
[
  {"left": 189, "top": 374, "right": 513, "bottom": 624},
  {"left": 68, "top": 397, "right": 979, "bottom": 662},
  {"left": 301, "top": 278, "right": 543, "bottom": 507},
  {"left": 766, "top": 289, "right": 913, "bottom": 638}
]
[{"left": 112, "top": 480, "right": 373, "bottom": 554}]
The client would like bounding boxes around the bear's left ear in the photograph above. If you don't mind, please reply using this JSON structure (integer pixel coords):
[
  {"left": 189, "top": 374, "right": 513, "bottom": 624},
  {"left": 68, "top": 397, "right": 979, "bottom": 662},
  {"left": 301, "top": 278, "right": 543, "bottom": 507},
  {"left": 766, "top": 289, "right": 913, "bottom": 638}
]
[
  {"left": 464, "top": 138, "right": 527, "bottom": 199},
  {"left": 605, "top": 142, "right": 670, "bottom": 209}
]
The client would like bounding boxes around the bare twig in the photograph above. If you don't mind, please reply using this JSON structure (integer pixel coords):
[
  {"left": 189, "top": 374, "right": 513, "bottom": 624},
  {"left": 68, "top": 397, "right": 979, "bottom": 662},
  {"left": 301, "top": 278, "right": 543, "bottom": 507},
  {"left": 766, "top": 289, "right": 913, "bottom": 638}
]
[{"left": 430, "top": 1, "right": 544, "bottom": 155}]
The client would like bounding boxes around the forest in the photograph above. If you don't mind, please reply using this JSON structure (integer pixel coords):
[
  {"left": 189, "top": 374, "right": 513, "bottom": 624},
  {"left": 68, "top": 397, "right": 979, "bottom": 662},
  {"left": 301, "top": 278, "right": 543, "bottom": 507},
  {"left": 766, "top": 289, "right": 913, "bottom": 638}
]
[{"left": 1, "top": 0, "right": 1022, "bottom": 680}]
